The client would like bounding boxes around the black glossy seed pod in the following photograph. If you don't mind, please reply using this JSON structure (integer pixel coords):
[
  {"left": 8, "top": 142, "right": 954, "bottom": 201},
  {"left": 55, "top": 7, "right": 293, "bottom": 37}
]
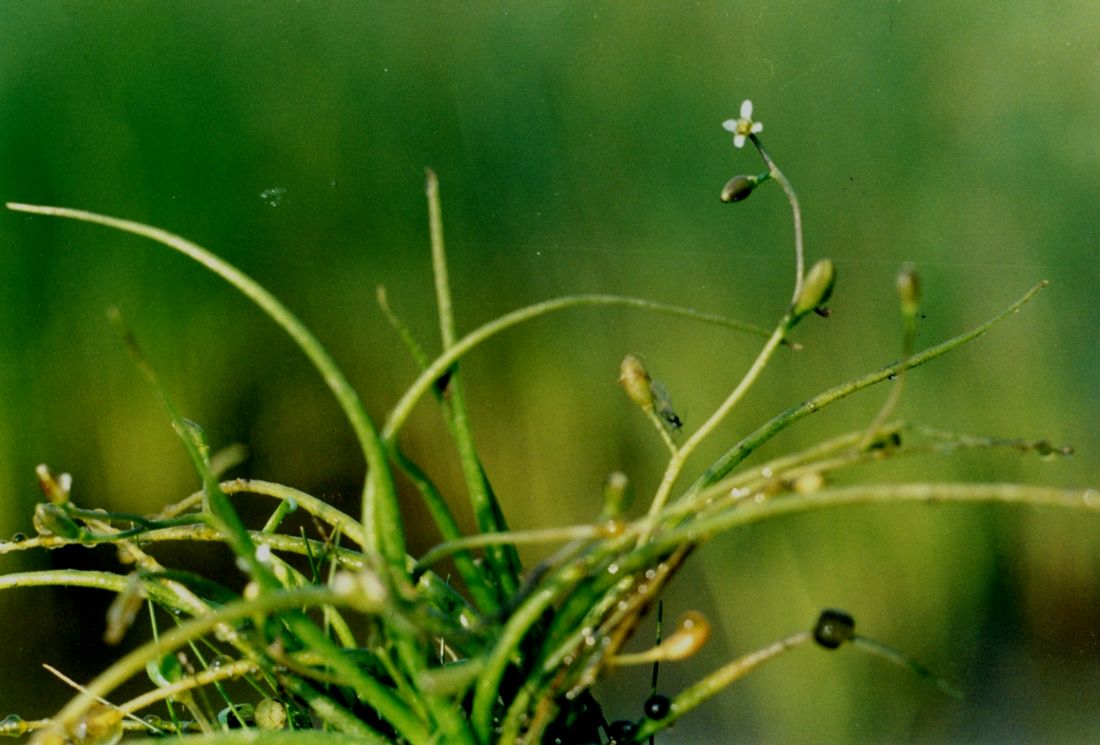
[
  {"left": 643, "top": 694, "right": 672, "bottom": 720},
  {"left": 813, "top": 608, "right": 855, "bottom": 649},
  {"left": 606, "top": 719, "right": 638, "bottom": 743}
]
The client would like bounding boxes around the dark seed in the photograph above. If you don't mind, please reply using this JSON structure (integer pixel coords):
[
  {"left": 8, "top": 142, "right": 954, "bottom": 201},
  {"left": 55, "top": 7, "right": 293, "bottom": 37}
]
[
  {"left": 813, "top": 608, "right": 855, "bottom": 649},
  {"left": 644, "top": 694, "right": 671, "bottom": 720}
]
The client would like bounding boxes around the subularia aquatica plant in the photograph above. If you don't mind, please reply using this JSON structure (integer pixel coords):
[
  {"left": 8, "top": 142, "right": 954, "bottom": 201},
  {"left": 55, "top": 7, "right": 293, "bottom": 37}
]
[{"left": 0, "top": 100, "right": 1093, "bottom": 745}]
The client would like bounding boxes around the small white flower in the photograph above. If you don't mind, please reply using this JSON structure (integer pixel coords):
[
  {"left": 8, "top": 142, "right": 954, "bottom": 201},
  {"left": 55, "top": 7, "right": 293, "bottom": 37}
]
[{"left": 722, "top": 99, "right": 764, "bottom": 149}]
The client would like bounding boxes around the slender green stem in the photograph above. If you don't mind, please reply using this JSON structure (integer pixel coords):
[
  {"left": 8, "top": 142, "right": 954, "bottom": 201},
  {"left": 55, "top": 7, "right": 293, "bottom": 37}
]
[
  {"left": 416, "top": 522, "right": 606, "bottom": 573},
  {"left": 109, "top": 308, "right": 273, "bottom": 586},
  {"left": 661, "top": 482, "right": 1100, "bottom": 549},
  {"left": 124, "top": 731, "right": 389, "bottom": 745},
  {"left": 222, "top": 479, "right": 368, "bottom": 548},
  {"left": 851, "top": 636, "right": 963, "bottom": 699},
  {"left": 5, "top": 202, "right": 403, "bottom": 568},
  {"left": 862, "top": 292, "right": 918, "bottom": 447},
  {"left": 27, "top": 586, "right": 422, "bottom": 745},
  {"left": 642, "top": 319, "right": 789, "bottom": 531},
  {"left": 383, "top": 294, "right": 780, "bottom": 439},
  {"left": 378, "top": 282, "right": 502, "bottom": 612},
  {"left": 749, "top": 133, "right": 804, "bottom": 304},
  {"left": 633, "top": 632, "right": 811, "bottom": 740},
  {"left": 0, "top": 569, "right": 183, "bottom": 609},
  {"left": 118, "top": 659, "right": 257, "bottom": 716},
  {"left": 426, "top": 170, "right": 520, "bottom": 598},
  {"left": 426, "top": 169, "right": 457, "bottom": 349},
  {"left": 689, "top": 281, "right": 1050, "bottom": 492},
  {"left": 470, "top": 583, "right": 563, "bottom": 739}
]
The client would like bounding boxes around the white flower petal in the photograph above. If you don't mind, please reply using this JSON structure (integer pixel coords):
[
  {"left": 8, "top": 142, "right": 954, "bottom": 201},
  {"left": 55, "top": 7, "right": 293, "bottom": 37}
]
[
  {"left": 733, "top": 133, "right": 747, "bottom": 149},
  {"left": 740, "top": 99, "right": 753, "bottom": 118},
  {"left": 751, "top": 122, "right": 763, "bottom": 134},
  {"left": 722, "top": 119, "right": 738, "bottom": 132}
]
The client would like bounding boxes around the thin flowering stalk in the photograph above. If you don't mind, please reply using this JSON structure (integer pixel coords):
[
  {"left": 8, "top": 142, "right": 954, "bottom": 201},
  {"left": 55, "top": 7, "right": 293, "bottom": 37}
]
[
  {"left": 750, "top": 132, "right": 805, "bottom": 305},
  {"left": 642, "top": 319, "right": 789, "bottom": 531},
  {"left": 723, "top": 100, "right": 805, "bottom": 305}
]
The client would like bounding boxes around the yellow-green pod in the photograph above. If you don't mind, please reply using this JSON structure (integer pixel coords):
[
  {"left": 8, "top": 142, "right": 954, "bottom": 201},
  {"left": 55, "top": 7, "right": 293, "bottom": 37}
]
[
  {"left": 793, "top": 259, "right": 836, "bottom": 318},
  {"left": 618, "top": 354, "right": 654, "bottom": 410}
]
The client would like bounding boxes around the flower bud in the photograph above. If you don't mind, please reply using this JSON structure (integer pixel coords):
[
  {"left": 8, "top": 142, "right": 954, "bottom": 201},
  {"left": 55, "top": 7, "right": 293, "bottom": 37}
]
[
  {"left": 618, "top": 354, "right": 654, "bottom": 410},
  {"left": 720, "top": 174, "right": 758, "bottom": 203},
  {"left": 601, "top": 471, "right": 633, "bottom": 518},
  {"left": 896, "top": 264, "right": 920, "bottom": 318},
  {"left": 35, "top": 464, "right": 72, "bottom": 505},
  {"left": 793, "top": 259, "right": 836, "bottom": 318},
  {"left": 33, "top": 502, "right": 82, "bottom": 539}
]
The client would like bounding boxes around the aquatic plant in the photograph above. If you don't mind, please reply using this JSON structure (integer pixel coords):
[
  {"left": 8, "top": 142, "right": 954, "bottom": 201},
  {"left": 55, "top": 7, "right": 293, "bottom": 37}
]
[{"left": 0, "top": 101, "right": 1089, "bottom": 744}]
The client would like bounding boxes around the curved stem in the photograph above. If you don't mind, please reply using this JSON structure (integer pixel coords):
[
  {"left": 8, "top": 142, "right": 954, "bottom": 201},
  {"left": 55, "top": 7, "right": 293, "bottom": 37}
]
[
  {"left": 28, "top": 586, "right": 426, "bottom": 745},
  {"left": 660, "top": 482, "right": 1100, "bottom": 550},
  {"left": 5, "top": 202, "right": 402, "bottom": 566},
  {"left": 383, "top": 294, "right": 780, "bottom": 439},
  {"left": 688, "top": 281, "right": 1050, "bottom": 492},
  {"left": 642, "top": 319, "right": 789, "bottom": 532},
  {"left": 749, "top": 133, "right": 804, "bottom": 304},
  {"left": 633, "top": 632, "right": 811, "bottom": 740}
]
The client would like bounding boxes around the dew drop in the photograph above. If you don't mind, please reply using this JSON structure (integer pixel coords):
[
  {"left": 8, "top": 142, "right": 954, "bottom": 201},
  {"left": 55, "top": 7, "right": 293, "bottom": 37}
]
[
  {"left": 69, "top": 704, "right": 122, "bottom": 745},
  {"left": 607, "top": 563, "right": 620, "bottom": 576},
  {"left": 617, "top": 600, "right": 629, "bottom": 612},
  {"left": 0, "top": 715, "right": 27, "bottom": 736},
  {"left": 729, "top": 487, "right": 750, "bottom": 500},
  {"left": 644, "top": 568, "right": 657, "bottom": 581},
  {"left": 761, "top": 467, "right": 773, "bottom": 478},
  {"left": 753, "top": 493, "right": 766, "bottom": 504},
  {"left": 10, "top": 533, "right": 26, "bottom": 543}
]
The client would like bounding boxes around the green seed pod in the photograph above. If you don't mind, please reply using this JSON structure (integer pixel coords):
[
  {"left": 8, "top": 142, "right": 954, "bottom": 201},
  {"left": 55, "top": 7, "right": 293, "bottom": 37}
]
[
  {"left": 618, "top": 354, "right": 654, "bottom": 410},
  {"left": 601, "top": 471, "right": 633, "bottom": 518},
  {"left": 793, "top": 259, "right": 837, "bottom": 318},
  {"left": 255, "top": 698, "right": 289, "bottom": 730},
  {"left": 68, "top": 704, "right": 123, "bottom": 745},
  {"left": 33, "top": 502, "right": 82, "bottom": 539},
  {"left": 813, "top": 608, "right": 855, "bottom": 649},
  {"left": 720, "top": 174, "right": 757, "bottom": 203},
  {"left": 897, "top": 263, "right": 920, "bottom": 317}
]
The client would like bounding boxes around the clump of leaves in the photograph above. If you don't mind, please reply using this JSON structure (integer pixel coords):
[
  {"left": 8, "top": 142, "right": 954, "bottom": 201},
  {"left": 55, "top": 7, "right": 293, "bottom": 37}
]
[{"left": 1, "top": 101, "right": 1093, "bottom": 745}]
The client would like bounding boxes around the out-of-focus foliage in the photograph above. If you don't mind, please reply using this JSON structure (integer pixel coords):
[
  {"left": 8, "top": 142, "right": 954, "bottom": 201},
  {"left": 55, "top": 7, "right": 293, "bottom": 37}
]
[{"left": 1, "top": 3, "right": 1097, "bottom": 742}]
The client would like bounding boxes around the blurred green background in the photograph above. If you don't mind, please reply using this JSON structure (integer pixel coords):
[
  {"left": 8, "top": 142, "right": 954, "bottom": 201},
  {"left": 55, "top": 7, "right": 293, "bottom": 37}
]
[{"left": 2, "top": 2, "right": 1098, "bottom": 742}]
